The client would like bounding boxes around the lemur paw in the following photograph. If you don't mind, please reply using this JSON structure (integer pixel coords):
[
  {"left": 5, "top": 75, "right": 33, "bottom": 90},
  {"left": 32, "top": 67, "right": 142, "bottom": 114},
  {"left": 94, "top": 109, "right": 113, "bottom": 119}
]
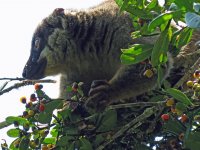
[{"left": 85, "top": 80, "right": 111, "bottom": 112}]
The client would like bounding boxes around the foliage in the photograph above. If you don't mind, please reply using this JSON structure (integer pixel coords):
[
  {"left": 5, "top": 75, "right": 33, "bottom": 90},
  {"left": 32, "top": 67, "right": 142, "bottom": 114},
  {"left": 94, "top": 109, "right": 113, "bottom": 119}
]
[{"left": 2, "top": 0, "right": 200, "bottom": 149}]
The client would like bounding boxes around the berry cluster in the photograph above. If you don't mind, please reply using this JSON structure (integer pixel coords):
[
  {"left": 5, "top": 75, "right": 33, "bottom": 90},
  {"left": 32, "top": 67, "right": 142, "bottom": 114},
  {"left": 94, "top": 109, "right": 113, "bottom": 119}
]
[
  {"left": 186, "top": 70, "right": 200, "bottom": 97},
  {"left": 161, "top": 98, "right": 188, "bottom": 122},
  {"left": 9, "top": 83, "right": 55, "bottom": 149}
]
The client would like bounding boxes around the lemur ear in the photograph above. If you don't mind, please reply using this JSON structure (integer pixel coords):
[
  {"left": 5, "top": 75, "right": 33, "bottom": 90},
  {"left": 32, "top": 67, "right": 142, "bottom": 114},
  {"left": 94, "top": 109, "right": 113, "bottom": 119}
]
[{"left": 53, "top": 8, "right": 65, "bottom": 16}]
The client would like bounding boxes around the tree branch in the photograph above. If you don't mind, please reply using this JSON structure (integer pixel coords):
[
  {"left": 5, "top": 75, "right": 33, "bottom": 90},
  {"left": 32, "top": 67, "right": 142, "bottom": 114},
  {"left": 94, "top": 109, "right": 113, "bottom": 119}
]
[{"left": 0, "top": 79, "right": 56, "bottom": 96}]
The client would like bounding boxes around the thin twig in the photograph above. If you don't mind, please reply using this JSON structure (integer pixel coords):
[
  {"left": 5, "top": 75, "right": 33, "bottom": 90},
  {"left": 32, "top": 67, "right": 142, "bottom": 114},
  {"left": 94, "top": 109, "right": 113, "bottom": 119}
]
[
  {"left": 107, "top": 101, "right": 165, "bottom": 110},
  {"left": 0, "top": 79, "right": 56, "bottom": 96},
  {"left": 0, "top": 78, "right": 25, "bottom": 81}
]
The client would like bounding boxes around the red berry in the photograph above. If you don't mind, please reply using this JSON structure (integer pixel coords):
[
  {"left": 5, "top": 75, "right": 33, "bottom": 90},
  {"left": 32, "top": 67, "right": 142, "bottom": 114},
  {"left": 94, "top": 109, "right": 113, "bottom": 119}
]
[
  {"left": 34, "top": 84, "right": 43, "bottom": 90},
  {"left": 30, "top": 94, "right": 37, "bottom": 102},
  {"left": 39, "top": 103, "right": 45, "bottom": 112},
  {"left": 180, "top": 114, "right": 188, "bottom": 123},
  {"left": 161, "top": 114, "right": 170, "bottom": 121}
]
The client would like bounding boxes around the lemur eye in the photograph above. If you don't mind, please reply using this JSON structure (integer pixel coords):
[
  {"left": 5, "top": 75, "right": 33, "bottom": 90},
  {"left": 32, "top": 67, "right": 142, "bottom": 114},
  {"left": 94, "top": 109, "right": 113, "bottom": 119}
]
[{"left": 34, "top": 38, "right": 40, "bottom": 50}]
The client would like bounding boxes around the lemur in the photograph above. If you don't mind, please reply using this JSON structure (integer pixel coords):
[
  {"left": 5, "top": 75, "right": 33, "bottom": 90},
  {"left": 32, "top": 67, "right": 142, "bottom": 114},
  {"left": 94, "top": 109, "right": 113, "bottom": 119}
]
[{"left": 23, "top": 0, "right": 197, "bottom": 111}]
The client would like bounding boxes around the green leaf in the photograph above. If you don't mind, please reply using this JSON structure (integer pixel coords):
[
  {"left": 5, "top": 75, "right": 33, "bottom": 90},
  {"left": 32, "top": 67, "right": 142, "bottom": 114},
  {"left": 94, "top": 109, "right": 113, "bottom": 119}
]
[
  {"left": 66, "top": 86, "right": 73, "bottom": 92},
  {"left": 57, "top": 136, "right": 73, "bottom": 147},
  {"left": 115, "top": 0, "right": 124, "bottom": 6},
  {"left": 148, "top": 12, "right": 173, "bottom": 32},
  {"left": 146, "top": 0, "right": 158, "bottom": 11},
  {"left": 166, "top": 88, "right": 193, "bottom": 106},
  {"left": 43, "top": 137, "right": 56, "bottom": 144},
  {"left": 44, "top": 100, "right": 63, "bottom": 114},
  {"left": 185, "top": 132, "right": 200, "bottom": 150},
  {"left": 151, "top": 24, "right": 172, "bottom": 66},
  {"left": 98, "top": 110, "right": 117, "bottom": 132},
  {"left": 6, "top": 116, "right": 28, "bottom": 125},
  {"left": 38, "top": 112, "right": 52, "bottom": 124},
  {"left": 126, "top": 5, "right": 153, "bottom": 19},
  {"left": 7, "top": 128, "right": 21, "bottom": 138},
  {"left": 185, "top": 12, "right": 200, "bottom": 28},
  {"left": 9, "top": 138, "right": 20, "bottom": 150},
  {"left": 63, "top": 126, "right": 78, "bottom": 135},
  {"left": 121, "top": 44, "right": 152, "bottom": 65},
  {"left": 175, "top": 102, "right": 188, "bottom": 112},
  {"left": 19, "top": 137, "right": 29, "bottom": 150},
  {"left": 79, "top": 138, "right": 93, "bottom": 150},
  {"left": 157, "top": 65, "right": 165, "bottom": 88},
  {"left": 94, "top": 135, "right": 104, "bottom": 147},
  {"left": 162, "top": 119, "right": 185, "bottom": 135},
  {"left": 50, "top": 128, "right": 58, "bottom": 137},
  {"left": 58, "top": 107, "right": 72, "bottom": 120},
  {"left": 174, "top": 0, "right": 193, "bottom": 11},
  {"left": 176, "top": 28, "right": 193, "bottom": 48},
  {"left": 169, "top": 3, "right": 178, "bottom": 11}
]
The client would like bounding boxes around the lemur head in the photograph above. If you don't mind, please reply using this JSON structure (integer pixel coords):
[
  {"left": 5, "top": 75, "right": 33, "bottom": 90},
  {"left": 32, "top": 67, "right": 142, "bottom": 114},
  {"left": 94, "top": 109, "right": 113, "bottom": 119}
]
[{"left": 22, "top": 8, "right": 70, "bottom": 79}]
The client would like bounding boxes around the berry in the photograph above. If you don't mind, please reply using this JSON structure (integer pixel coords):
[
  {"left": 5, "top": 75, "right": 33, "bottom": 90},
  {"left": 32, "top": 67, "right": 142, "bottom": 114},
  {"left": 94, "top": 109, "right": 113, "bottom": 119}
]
[
  {"left": 20, "top": 96, "right": 27, "bottom": 104},
  {"left": 181, "top": 114, "right": 188, "bottom": 123},
  {"left": 143, "top": 69, "right": 154, "bottom": 78},
  {"left": 186, "top": 80, "right": 193, "bottom": 88},
  {"left": 23, "top": 111, "right": 29, "bottom": 118},
  {"left": 193, "top": 83, "right": 199, "bottom": 90},
  {"left": 194, "top": 115, "right": 200, "bottom": 121},
  {"left": 13, "top": 139, "right": 20, "bottom": 148},
  {"left": 29, "top": 140, "right": 37, "bottom": 149},
  {"left": 195, "top": 85, "right": 200, "bottom": 92},
  {"left": 39, "top": 103, "right": 45, "bottom": 112},
  {"left": 13, "top": 121, "right": 19, "bottom": 127},
  {"left": 42, "top": 145, "right": 48, "bottom": 150},
  {"left": 166, "top": 98, "right": 175, "bottom": 107},
  {"left": 47, "top": 144, "right": 54, "bottom": 148},
  {"left": 72, "top": 82, "right": 78, "bottom": 92},
  {"left": 161, "top": 114, "right": 170, "bottom": 121},
  {"left": 178, "top": 133, "right": 184, "bottom": 141},
  {"left": 34, "top": 83, "right": 43, "bottom": 90},
  {"left": 138, "top": 18, "right": 145, "bottom": 26},
  {"left": 193, "top": 70, "right": 200, "bottom": 78},
  {"left": 26, "top": 102, "right": 33, "bottom": 108},
  {"left": 171, "top": 107, "right": 177, "bottom": 113},
  {"left": 23, "top": 123, "right": 30, "bottom": 131},
  {"left": 28, "top": 110, "right": 35, "bottom": 117},
  {"left": 30, "top": 94, "right": 37, "bottom": 102},
  {"left": 40, "top": 130, "right": 49, "bottom": 137}
]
